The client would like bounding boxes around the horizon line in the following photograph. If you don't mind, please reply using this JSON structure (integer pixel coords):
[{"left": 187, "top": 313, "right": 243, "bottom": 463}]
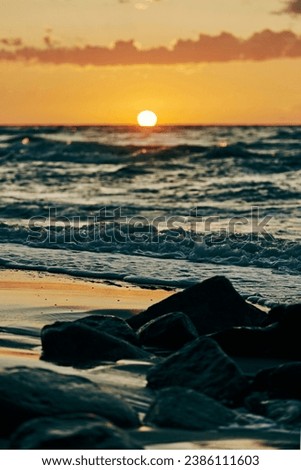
[{"left": 0, "top": 123, "right": 300, "bottom": 128}]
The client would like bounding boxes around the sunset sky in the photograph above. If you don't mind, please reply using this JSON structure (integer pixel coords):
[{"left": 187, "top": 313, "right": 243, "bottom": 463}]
[{"left": 1, "top": 0, "right": 301, "bottom": 125}]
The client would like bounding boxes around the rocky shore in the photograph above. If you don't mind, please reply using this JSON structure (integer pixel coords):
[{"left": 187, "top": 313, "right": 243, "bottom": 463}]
[{"left": 0, "top": 275, "right": 300, "bottom": 449}]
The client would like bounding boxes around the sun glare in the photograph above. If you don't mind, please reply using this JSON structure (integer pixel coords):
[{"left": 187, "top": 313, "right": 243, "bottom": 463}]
[{"left": 137, "top": 110, "right": 158, "bottom": 127}]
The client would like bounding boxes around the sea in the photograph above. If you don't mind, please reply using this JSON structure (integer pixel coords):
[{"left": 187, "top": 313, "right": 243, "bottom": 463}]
[{"left": 0, "top": 125, "right": 301, "bottom": 307}]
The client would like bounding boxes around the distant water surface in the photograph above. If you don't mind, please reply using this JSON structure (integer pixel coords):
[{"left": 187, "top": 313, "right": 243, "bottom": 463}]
[{"left": 0, "top": 125, "right": 300, "bottom": 305}]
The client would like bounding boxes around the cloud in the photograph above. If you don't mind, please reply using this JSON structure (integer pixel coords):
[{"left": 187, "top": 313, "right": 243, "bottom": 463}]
[
  {"left": 1, "top": 30, "right": 301, "bottom": 66},
  {"left": 43, "top": 35, "right": 61, "bottom": 48},
  {"left": 43, "top": 36, "right": 54, "bottom": 48},
  {"left": 0, "top": 38, "right": 23, "bottom": 47},
  {"left": 278, "top": 0, "right": 301, "bottom": 14}
]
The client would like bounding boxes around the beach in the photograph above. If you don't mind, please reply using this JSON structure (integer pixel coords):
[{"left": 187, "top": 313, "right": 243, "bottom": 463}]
[
  {"left": 0, "top": 268, "right": 169, "bottom": 322},
  {"left": 1, "top": 0, "right": 301, "bottom": 457},
  {"left": 0, "top": 268, "right": 300, "bottom": 450},
  {"left": 0, "top": 125, "right": 300, "bottom": 449}
]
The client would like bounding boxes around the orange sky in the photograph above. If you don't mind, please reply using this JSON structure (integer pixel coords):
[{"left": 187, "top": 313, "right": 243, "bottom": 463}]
[{"left": 1, "top": 0, "right": 301, "bottom": 125}]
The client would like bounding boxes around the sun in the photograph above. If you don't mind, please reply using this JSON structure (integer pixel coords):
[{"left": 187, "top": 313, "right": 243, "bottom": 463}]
[{"left": 137, "top": 110, "right": 158, "bottom": 127}]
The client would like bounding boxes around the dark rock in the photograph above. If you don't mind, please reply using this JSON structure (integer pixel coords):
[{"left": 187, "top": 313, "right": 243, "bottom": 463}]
[
  {"left": 137, "top": 312, "right": 198, "bottom": 350},
  {"left": 210, "top": 325, "right": 280, "bottom": 358},
  {"left": 0, "top": 439, "right": 9, "bottom": 449},
  {"left": 0, "top": 367, "right": 139, "bottom": 437},
  {"left": 211, "top": 304, "right": 301, "bottom": 361},
  {"left": 252, "top": 363, "right": 301, "bottom": 400},
  {"left": 210, "top": 306, "right": 301, "bottom": 359},
  {"left": 264, "top": 400, "right": 301, "bottom": 426},
  {"left": 245, "top": 394, "right": 301, "bottom": 427},
  {"left": 244, "top": 392, "right": 269, "bottom": 415},
  {"left": 10, "top": 414, "right": 143, "bottom": 449},
  {"left": 41, "top": 321, "right": 149, "bottom": 367},
  {"left": 76, "top": 315, "right": 139, "bottom": 345},
  {"left": 128, "top": 276, "right": 266, "bottom": 335},
  {"left": 147, "top": 337, "right": 248, "bottom": 404},
  {"left": 144, "top": 387, "right": 237, "bottom": 430},
  {"left": 262, "top": 304, "right": 301, "bottom": 328}
]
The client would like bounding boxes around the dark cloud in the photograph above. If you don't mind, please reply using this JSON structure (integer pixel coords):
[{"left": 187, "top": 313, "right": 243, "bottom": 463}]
[
  {"left": 279, "top": 0, "right": 301, "bottom": 14},
  {"left": 0, "top": 38, "right": 23, "bottom": 47},
  {"left": 1, "top": 30, "right": 301, "bottom": 66},
  {"left": 43, "top": 36, "right": 54, "bottom": 48},
  {"left": 43, "top": 29, "right": 61, "bottom": 48}
]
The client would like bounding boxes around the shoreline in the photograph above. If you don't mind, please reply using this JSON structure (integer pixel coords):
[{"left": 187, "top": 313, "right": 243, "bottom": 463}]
[
  {"left": 0, "top": 268, "right": 171, "bottom": 322},
  {"left": 0, "top": 268, "right": 300, "bottom": 450}
]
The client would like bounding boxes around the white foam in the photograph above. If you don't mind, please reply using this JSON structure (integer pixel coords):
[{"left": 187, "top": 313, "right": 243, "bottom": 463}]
[{"left": 1, "top": 242, "right": 300, "bottom": 306}]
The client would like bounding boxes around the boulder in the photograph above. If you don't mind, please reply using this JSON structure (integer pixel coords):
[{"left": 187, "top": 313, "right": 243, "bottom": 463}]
[
  {"left": 210, "top": 325, "right": 278, "bottom": 358},
  {"left": 0, "top": 439, "right": 9, "bottom": 449},
  {"left": 263, "top": 400, "right": 301, "bottom": 426},
  {"left": 210, "top": 307, "right": 301, "bottom": 360},
  {"left": 128, "top": 276, "right": 266, "bottom": 335},
  {"left": 137, "top": 312, "right": 198, "bottom": 350},
  {"left": 147, "top": 337, "right": 248, "bottom": 404},
  {"left": 144, "top": 387, "right": 237, "bottom": 430},
  {"left": 41, "top": 321, "right": 149, "bottom": 367},
  {"left": 10, "top": 414, "right": 142, "bottom": 449},
  {"left": 252, "top": 363, "right": 301, "bottom": 400},
  {"left": 245, "top": 396, "right": 301, "bottom": 427},
  {"left": 0, "top": 367, "right": 139, "bottom": 437},
  {"left": 76, "top": 315, "right": 139, "bottom": 345},
  {"left": 262, "top": 304, "right": 301, "bottom": 328}
]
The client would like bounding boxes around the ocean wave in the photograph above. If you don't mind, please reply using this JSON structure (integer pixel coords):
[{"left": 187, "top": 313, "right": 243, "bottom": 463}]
[
  {"left": 272, "top": 127, "right": 301, "bottom": 141},
  {"left": 1, "top": 128, "right": 301, "bottom": 167},
  {"left": 1, "top": 125, "right": 301, "bottom": 284},
  {"left": 1, "top": 241, "right": 301, "bottom": 307},
  {"left": 0, "top": 222, "right": 300, "bottom": 275}
]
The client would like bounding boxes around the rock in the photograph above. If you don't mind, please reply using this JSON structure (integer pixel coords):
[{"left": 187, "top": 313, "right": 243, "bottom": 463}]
[
  {"left": 76, "top": 315, "right": 140, "bottom": 345},
  {"left": 128, "top": 276, "right": 266, "bottom": 335},
  {"left": 264, "top": 400, "right": 301, "bottom": 426},
  {"left": 0, "top": 439, "right": 9, "bottom": 449},
  {"left": 0, "top": 367, "right": 139, "bottom": 437},
  {"left": 147, "top": 337, "right": 248, "bottom": 404},
  {"left": 41, "top": 321, "right": 149, "bottom": 367},
  {"left": 209, "top": 325, "right": 278, "bottom": 358},
  {"left": 245, "top": 396, "right": 301, "bottom": 427},
  {"left": 252, "top": 363, "right": 301, "bottom": 400},
  {"left": 137, "top": 312, "right": 198, "bottom": 350},
  {"left": 144, "top": 387, "right": 237, "bottom": 430},
  {"left": 210, "top": 309, "right": 301, "bottom": 360},
  {"left": 262, "top": 304, "right": 301, "bottom": 328},
  {"left": 10, "top": 414, "right": 142, "bottom": 449}
]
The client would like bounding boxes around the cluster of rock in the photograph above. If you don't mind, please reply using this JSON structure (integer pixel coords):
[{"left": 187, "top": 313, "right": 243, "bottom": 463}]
[
  {"left": 0, "top": 367, "right": 141, "bottom": 449},
  {"left": 0, "top": 275, "right": 300, "bottom": 449}
]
